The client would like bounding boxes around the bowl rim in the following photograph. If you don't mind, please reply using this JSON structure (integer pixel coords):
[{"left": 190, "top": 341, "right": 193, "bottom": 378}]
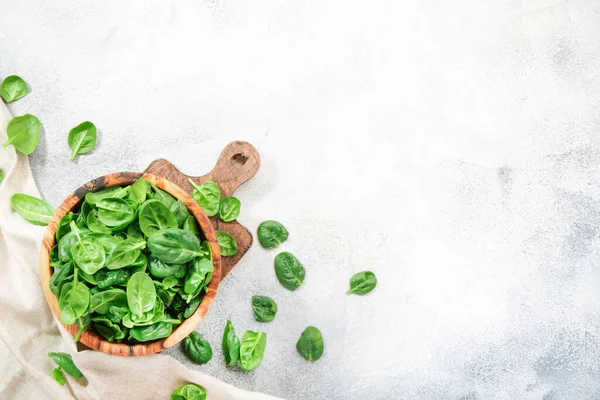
[{"left": 39, "top": 172, "right": 222, "bottom": 356}]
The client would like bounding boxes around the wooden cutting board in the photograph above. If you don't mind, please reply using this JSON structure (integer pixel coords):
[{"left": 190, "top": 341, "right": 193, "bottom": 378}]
[{"left": 144, "top": 141, "right": 260, "bottom": 278}]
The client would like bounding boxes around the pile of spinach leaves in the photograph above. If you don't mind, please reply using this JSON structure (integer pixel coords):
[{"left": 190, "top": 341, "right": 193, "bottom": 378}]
[{"left": 49, "top": 178, "right": 215, "bottom": 343}]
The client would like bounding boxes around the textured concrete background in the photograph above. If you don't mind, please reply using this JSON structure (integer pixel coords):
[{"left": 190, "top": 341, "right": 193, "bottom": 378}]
[{"left": 2, "top": 0, "right": 600, "bottom": 399}]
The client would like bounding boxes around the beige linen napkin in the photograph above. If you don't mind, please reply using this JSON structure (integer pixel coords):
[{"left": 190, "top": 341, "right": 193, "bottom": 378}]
[{"left": 0, "top": 101, "right": 281, "bottom": 400}]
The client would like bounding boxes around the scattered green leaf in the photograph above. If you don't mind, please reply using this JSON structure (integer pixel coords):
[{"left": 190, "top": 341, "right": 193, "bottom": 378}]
[
  {"left": 68, "top": 121, "right": 97, "bottom": 161},
  {"left": 51, "top": 367, "right": 65, "bottom": 386},
  {"left": 257, "top": 220, "right": 289, "bottom": 249},
  {"left": 1, "top": 75, "right": 29, "bottom": 102},
  {"left": 170, "top": 383, "right": 207, "bottom": 400},
  {"left": 47, "top": 352, "right": 84, "bottom": 378},
  {"left": 182, "top": 332, "right": 212, "bottom": 365},
  {"left": 346, "top": 271, "right": 377, "bottom": 295},
  {"left": 188, "top": 179, "right": 220, "bottom": 217},
  {"left": 218, "top": 196, "right": 241, "bottom": 222},
  {"left": 3, "top": 114, "right": 41, "bottom": 154},
  {"left": 296, "top": 326, "right": 324, "bottom": 362},
  {"left": 274, "top": 252, "right": 305, "bottom": 291},
  {"left": 10, "top": 193, "right": 53, "bottom": 225},
  {"left": 215, "top": 230, "right": 237, "bottom": 256},
  {"left": 252, "top": 295, "right": 277, "bottom": 322},
  {"left": 239, "top": 330, "right": 267, "bottom": 371},
  {"left": 222, "top": 319, "right": 240, "bottom": 366}
]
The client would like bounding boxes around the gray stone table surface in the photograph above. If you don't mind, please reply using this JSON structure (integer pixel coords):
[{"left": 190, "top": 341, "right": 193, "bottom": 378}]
[{"left": 2, "top": 0, "right": 600, "bottom": 399}]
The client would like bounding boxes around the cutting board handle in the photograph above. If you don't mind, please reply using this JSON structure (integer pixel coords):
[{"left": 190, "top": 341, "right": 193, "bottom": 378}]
[
  {"left": 203, "top": 141, "right": 260, "bottom": 196},
  {"left": 144, "top": 141, "right": 260, "bottom": 278}
]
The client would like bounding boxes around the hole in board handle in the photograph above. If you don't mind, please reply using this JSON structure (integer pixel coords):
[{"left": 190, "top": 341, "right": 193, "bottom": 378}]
[{"left": 230, "top": 153, "right": 248, "bottom": 168}]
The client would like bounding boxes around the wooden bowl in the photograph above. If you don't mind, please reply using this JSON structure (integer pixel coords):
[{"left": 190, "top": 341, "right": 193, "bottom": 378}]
[{"left": 39, "top": 172, "right": 222, "bottom": 356}]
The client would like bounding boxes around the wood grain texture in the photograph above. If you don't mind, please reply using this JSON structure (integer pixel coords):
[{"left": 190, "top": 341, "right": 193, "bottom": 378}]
[
  {"left": 145, "top": 141, "right": 260, "bottom": 277},
  {"left": 40, "top": 172, "right": 222, "bottom": 356}
]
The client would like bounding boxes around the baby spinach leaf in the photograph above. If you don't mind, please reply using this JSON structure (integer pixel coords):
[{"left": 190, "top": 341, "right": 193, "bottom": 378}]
[
  {"left": 129, "top": 321, "right": 172, "bottom": 342},
  {"left": 161, "top": 276, "right": 179, "bottom": 289},
  {"left": 215, "top": 230, "right": 237, "bottom": 256},
  {"left": 222, "top": 319, "right": 240, "bottom": 366},
  {"left": 121, "top": 313, "right": 140, "bottom": 328},
  {"left": 58, "top": 271, "right": 90, "bottom": 325},
  {"left": 96, "top": 269, "right": 131, "bottom": 289},
  {"left": 79, "top": 269, "right": 98, "bottom": 285},
  {"left": 106, "top": 305, "right": 129, "bottom": 324},
  {"left": 0, "top": 169, "right": 3, "bottom": 185},
  {"left": 257, "top": 220, "right": 289, "bottom": 249},
  {"left": 74, "top": 313, "right": 93, "bottom": 342},
  {"left": 76, "top": 200, "right": 93, "bottom": 228},
  {"left": 68, "top": 121, "right": 97, "bottom": 161},
  {"left": 47, "top": 352, "right": 84, "bottom": 378},
  {"left": 182, "top": 332, "right": 212, "bottom": 365},
  {"left": 148, "top": 228, "right": 206, "bottom": 264},
  {"left": 170, "top": 199, "right": 191, "bottom": 228},
  {"left": 346, "top": 270, "right": 377, "bottom": 295},
  {"left": 93, "top": 316, "right": 126, "bottom": 342},
  {"left": 148, "top": 256, "right": 187, "bottom": 279},
  {"left": 218, "top": 197, "right": 241, "bottom": 222},
  {"left": 130, "top": 252, "right": 148, "bottom": 273},
  {"left": 96, "top": 198, "right": 135, "bottom": 227},
  {"left": 50, "top": 245, "right": 60, "bottom": 265},
  {"left": 151, "top": 184, "right": 176, "bottom": 208},
  {"left": 170, "top": 383, "right": 207, "bottom": 400},
  {"left": 10, "top": 193, "right": 53, "bottom": 225},
  {"left": 85, "top": 186, "right": 126, "bottom": 206},
  {"left": 95, "top": 324, "right": 117, "bottom": 342},
  {"left": 52, "top": 367, "right": 66, "bottom": 386},
  {"left": 89, "top": 233, "right": 120, "bottom": 254},
  {"left": 127, "top": 177, "right": 148, "bottom": 204},
  {"left": 106, "top": 238, "right": 146, "bottom": 270},
  {"left": 86, "top": 210, "right": 112, "bottom": 234},
  {"left": 127, "top": 220, "right": 145, "bottom": 242},
  {"left": 274, "top": 252, "right": 305, "bottom": 291},
  {"left": 91, "top": 289, "right": 127, "bottom": 314},
  {"left": 183, "top": 295, "right": 202, "bottom": 318},
  {"left": 139, "top": 199, "right": 178, "bottom": 236},
  {"left": 94, "top": 269, "right": 124, "bottom": 288},
  {"left": 127, "top": 272, "right": 156, "bottom": 316},
  {"left": 252, "top": 295, "right": 278, "bottom": 322},
  {"left": 239, "top": 330, "right": 267, "bottom": 371},
  {"left": 182, "top": 215, "right": 199, "bottom": 236},
  {"left": 50, "top": 261, "right": 73, "bottom": 296},
  {"left": 56, "top": 212, "right": 75, "bottom": 241},
  {"left": 71, "top": 236, "right": 106, "bottom": 275},
  {"left": 123, "top": 297, "right": 164, "bottom": 327},
  {"left": 184, "top": 257, "right": 212, "bottom": 295},
  {"left": 58, "top": 231, "right": 79, "bottom": 263},
  {"left": 3, "top": 114, "right": 41, "bottom": 154},
  {"left": 158, "top": 287, "right": 177, "bottom": 307},
  {"left": 188, "top": 179, "right": 220, "bottom": 217},
  {"left": 169, "top": 295, "right": 186, "bottom": 318},
  {"left": 1, "top": 75, "right": 29, "bottom": 102},
  {"left": 296, "top": 326, "right": 324, "bottom": 361},
  {"left": 201, "top": 240, "right": 213, "bottom": 262}
]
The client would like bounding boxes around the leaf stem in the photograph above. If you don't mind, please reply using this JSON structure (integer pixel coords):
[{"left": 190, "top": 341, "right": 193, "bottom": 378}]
[{"left": 73, "top": 317, "right": 83, "bottom": 342}]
